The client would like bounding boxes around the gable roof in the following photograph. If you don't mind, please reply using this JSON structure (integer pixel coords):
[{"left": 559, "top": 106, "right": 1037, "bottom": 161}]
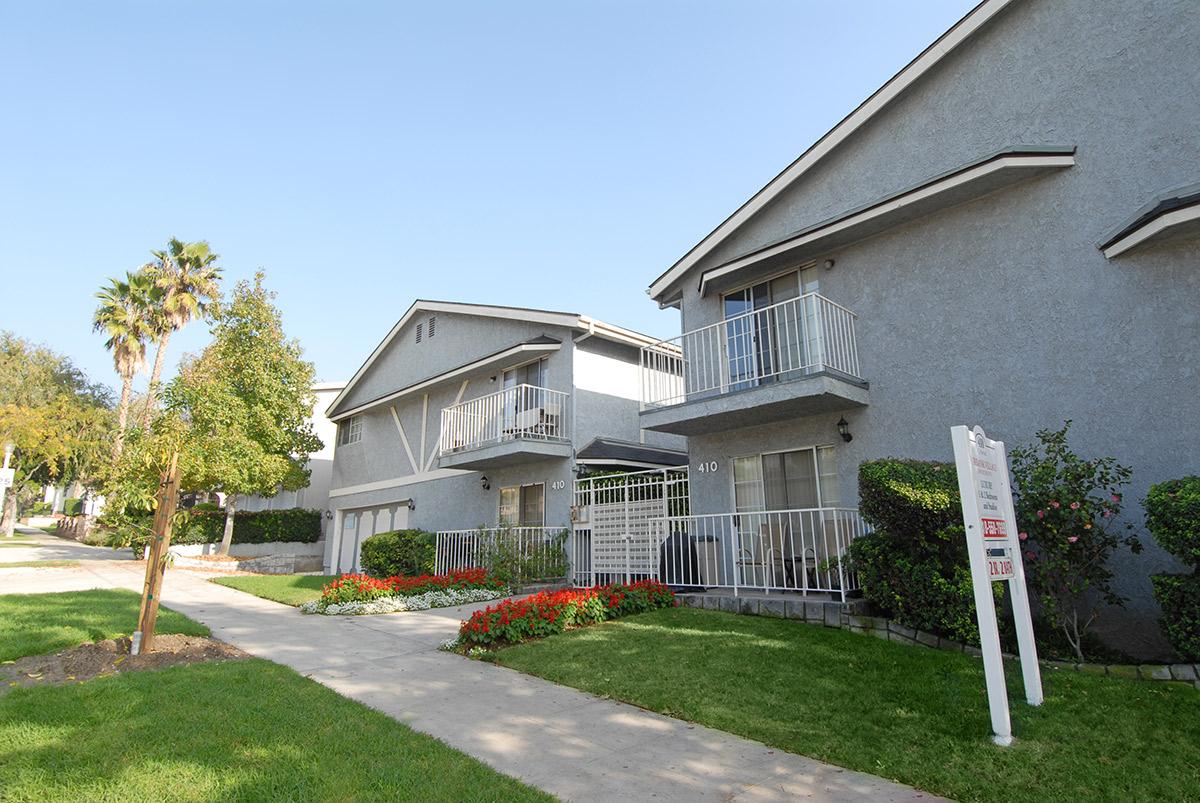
[
  {"left": 648, "top": 0, "right": 1017, "bottom": 304},
  {"left": 326, "top": 300, "right": 665, "bottom": 419}
]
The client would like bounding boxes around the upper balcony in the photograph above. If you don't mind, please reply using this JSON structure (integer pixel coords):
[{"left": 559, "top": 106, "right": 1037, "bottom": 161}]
[
  {"left": 639, "top": 292, "right": 868, "bottom": 435},
  {"left": 438, "top": 384, "right": 572, "bottom": 470}
]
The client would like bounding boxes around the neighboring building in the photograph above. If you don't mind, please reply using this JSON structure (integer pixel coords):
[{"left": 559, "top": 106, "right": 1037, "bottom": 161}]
[
  {"left": 637, "top": 0, "right": 1198, "bottom": 656},
  {"left": 241, "top": 382, "right": 345, "bottom": 529},
  {"left": 323, "top": 300, "right": 685, "bottom": 574}
]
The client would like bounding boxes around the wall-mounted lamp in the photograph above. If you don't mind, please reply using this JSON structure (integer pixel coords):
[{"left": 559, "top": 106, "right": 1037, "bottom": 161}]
[
  {"left": 480, "top": 475, "right": 491, "bottom": 491},
  {"left": 823, "top": 258, "right": 836, "bottom": 271},
  {"left": 324, "top": 509, "right": 333, "bottom": 521},
  {"left": 406, "top": 499, "right": 416, "bottom": 511},
  {"left": 837, "top": 417, "right": 853, "bottom": 443}
]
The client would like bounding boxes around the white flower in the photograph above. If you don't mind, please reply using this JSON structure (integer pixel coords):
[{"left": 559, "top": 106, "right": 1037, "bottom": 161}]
[{"left": 307, "top": 586, "right": 508, "bottom": 616}]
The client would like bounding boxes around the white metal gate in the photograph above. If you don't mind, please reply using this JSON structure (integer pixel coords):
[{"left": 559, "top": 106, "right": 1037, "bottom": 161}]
[{"left": 571, "top": 467, "right": 688, "bottom": 586}]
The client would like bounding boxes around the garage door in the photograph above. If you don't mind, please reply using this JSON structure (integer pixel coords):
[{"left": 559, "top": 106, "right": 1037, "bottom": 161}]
[{"left": 335, "top": 503, "right": 411, "bottom": 574}]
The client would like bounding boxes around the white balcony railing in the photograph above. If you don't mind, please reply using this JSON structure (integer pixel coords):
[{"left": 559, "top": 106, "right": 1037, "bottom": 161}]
[
  {"left": 439, "top": 384, "right": 568, "bottom": 455},
  {"left": 650, "top": 507, "right": 866, "bottom": 600},
  {"left": 640, "top": 292, "right": 861, "bottom": 408}
]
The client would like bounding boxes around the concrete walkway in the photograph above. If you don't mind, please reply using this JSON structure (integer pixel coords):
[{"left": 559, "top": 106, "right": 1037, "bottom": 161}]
[
  {"left": 0, "top": 524, "right": 134, "bottom": 565},
  {"left": 3, "top": 549, "right": 945, "bottom": 803}
]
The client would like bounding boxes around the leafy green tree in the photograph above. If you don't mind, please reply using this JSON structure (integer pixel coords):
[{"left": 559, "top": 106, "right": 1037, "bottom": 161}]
[
  {"left": 0, "top": 333, "right": 113, "bottom": 534},
  {"left": 165, "top": 272, "right": 321, "bottom": 553},
  {"left": 140, "top": 238, "right": 222, "bottom": 426},
  {"left": 1010, "top": 421, "right": 1142, "bottom": 662},
  {"left": 93, "top": 272, "right": 157, "bottom": 453}
]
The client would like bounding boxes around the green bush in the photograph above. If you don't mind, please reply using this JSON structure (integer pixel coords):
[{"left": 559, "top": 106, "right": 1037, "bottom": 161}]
[
  {"left": 1145, "top": 476, "right": 1200, "bottom": 567},
  {"left": 851, "top": 459, "right": 998, "bottom": 645},
  {"left": 63, "top": 498, "right": 84, "bottom": 517},
  {"left": 858, "top": 459, "right": 960, "bottom": 539},
  {"left": 1150, "top": 574, "right": 1200, "bottom": 661},
  {"left": 359, "top": 529, "right": 435, "bottom": 578},
  {"left": 25, "top": 501, "right": 52, "bottom": 516},
  {"left": 1146, "top": 476, "right": 1200, "bottom": 660},
  {"left": 848, "top": 528, "right": 990, "bottom": 645}
]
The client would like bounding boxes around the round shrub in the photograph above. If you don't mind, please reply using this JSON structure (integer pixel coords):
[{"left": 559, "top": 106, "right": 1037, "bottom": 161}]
[
  {"left": 1145, "top": 476, "right": 1200, "bottom": 567},
  {"left": 62, "top": 497, "right": 84, "bottom": 517},
  {"left": 848, "top": 528, "right": 994, "bottom": 645},
  {"left": 858, "top": 459, "right": 960, "bottom": 539},
  {"left": 1150, "top": 574, "right": 1200, "bottom": 661},
  {"left": 359, "top": 529, "right": 435, "bottom": 578}
]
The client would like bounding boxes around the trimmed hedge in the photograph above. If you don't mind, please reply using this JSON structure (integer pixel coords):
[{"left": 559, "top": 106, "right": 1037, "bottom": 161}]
[
  {"left": 1146, "top": 476, "right": 1200, "bottom": 660},
  {"left": 176, "top": 508, "right": 322, "bottom": 545},
  {"left": 1145, "top": 476, "right": 1200, "bottom": 567},
  {"left": 63, "top": 498, "right": 84, "bottom": 517},
  {"left": 858, "top": 459, "right": 960, "bottom": 539},
  {"left": 360, "top": 530, "right": 436, "bottom": 578},
  {"left": 850, "top": 458, "right": 999, "bottom": 645},
  {"left": 1150, "top": 574, "right": 1200, "bottom": 661}
]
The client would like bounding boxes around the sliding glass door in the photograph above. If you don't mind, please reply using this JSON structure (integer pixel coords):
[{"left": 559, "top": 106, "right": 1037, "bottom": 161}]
[{"left": 722, "top": 267, "right": 820, "bottom": 391}]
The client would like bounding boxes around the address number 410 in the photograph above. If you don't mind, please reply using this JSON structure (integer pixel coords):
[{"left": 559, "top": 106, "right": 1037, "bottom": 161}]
[{"left": 695, "top": 461, "right": 718, "bottom": 473}]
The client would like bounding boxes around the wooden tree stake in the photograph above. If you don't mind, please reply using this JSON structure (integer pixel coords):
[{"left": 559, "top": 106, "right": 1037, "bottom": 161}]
[{"left": 133, "top": 452, "right": 180, "bottom": 655}]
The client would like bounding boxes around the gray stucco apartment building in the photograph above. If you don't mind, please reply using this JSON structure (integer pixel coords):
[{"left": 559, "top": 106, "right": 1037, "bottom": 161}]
[
  {"left": 637, "top": 0, "right": 1198, "bottom": 655},
  {"left": 323, "top": 300, "right": 684, "bottom": 575}
]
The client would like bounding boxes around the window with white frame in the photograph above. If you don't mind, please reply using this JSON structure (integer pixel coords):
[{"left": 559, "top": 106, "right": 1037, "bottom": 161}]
[
  {"left": 338, "top": 415, "right": 363, "bottom": 446},
  {"left": 733, "top": 445, "right": 838, "bottom": 512},
  {"left": 499, "top": 483, "right": 545, "bottom": 526}
]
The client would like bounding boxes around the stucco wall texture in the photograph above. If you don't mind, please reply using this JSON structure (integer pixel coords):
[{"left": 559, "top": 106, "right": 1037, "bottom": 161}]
[{"left": 661, "top": 0, "right": 1198, "bottom": 657}]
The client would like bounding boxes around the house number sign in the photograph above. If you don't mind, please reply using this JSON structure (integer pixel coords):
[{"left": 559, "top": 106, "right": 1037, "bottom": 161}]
[
  {"left": 550, "top": 480, "right": 566, "bottom": 490},
  {"left": 695, "top": 461, "right": 718, "bottom": 473},
  {"left": 950, "top": 425, "right": 1043, "bottom": 747}
]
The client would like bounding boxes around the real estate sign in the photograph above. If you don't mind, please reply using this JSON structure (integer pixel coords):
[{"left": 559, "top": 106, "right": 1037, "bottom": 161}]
[{"left": 950, "top": 425, "right": 1043, "bottom": 746}]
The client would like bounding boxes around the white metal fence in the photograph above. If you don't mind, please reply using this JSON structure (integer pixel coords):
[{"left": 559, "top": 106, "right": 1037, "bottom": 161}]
[
  {"left": 435, "top": 526, "right": 569, "bottom": 583},
  {"left": 649, "top": 507, "right": 866, "bottom": 600},
  {"left": 640, "top": 293, "right": 861, "bottom": 408},
  {"left": 571, "top": 467, "right": 689, "bottom": 586},
  {"left": 440, "top": 384, "right": 569, "bottom": 454}
]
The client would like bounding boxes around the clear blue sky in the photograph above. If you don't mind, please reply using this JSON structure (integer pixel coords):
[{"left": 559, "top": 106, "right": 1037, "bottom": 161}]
[{"left": 1, "top": 0, "right": 976, "bottom": 395}]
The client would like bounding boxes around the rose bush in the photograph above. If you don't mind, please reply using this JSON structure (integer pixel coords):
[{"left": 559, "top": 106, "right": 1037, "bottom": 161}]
[{"left": 457, "top": 580, "right": 675, "bottom": 648}]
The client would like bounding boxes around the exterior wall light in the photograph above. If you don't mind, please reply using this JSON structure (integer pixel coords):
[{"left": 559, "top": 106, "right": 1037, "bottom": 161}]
[
  {"left": 837, "top": 417, "right": 853, "bottom": 443},
  {"left": 480, "top": 475, "right": 491, "bottom": 490},
  {"left": 324, "top": 509, "right": 333, "bottom": 520},
  {"left": 406, "top": 499, "right": 416, "bottom": 511}
]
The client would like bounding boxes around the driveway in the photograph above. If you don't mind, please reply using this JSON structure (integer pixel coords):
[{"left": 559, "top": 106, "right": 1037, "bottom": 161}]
[{"left": 7, "top": 561, "right": 945, "bottom": 803}]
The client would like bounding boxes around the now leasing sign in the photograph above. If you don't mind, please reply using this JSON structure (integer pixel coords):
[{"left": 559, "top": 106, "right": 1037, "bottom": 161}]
[{"left": 951, "top": 425, "right": 1043, "bottom": 746}]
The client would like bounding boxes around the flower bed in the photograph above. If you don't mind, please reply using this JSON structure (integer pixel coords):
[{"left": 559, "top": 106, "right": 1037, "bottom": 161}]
[
  {"left": 301, "top": 568, "right": 507, "bottom": 615},
  {"left": 456, "top": 580, "right": 675, "bottom": 648}
]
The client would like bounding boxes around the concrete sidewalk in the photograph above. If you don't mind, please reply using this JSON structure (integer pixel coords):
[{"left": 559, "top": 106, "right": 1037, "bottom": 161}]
[
  {"left": 4, "top": 562, "right": 945, "bottom": 803},
  {"left": 0, "top": 524, "right": 134, "bottom": 565}
]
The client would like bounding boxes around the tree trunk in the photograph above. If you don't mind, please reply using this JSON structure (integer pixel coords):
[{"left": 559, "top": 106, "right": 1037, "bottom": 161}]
[
  {"left": 219, "top": 494, "right": 237, "bottom": 555},
  {"left": 114, "top": 376, "right": 133, "bottom": 457},
  {"left": 1, "top": 489, "right": 15, "bottom": 538},
  {"left": 142, "top": 330, "right": 172, "bottom": 429}
]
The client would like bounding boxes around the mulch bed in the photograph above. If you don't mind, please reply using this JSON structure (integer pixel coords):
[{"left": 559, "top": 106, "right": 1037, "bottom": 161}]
[{"left": 0, "top": 635, "right": 249, "bottom": 695}]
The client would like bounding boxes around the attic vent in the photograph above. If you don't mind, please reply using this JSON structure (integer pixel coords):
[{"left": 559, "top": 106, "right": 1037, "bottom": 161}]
[
  {"left": 428, "top": 316, "right": 436, "bottom": 338},
  {"left": 415, "top": 322, "right": 423, "bottom": 343}
]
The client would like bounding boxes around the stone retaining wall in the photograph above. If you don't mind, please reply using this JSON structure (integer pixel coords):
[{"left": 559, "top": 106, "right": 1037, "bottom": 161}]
[
  {"left": 172, "top": 554, "right": 324, "bottom": 575},
  {"left": 675, "top": 593, "right": 1199, "bottom": 690}
]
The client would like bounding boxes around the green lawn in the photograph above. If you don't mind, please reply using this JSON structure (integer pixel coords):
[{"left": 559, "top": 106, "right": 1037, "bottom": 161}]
[
  {"left": 211, "top": 574, "right": 335, "bottom": 606},
  {"left": 0, "top": 560, "right": 80, "bottom": 569},
  {"left": 0, "top": 589, "right": 209, "bottom": 662},
  {"left": 0, "top": 658, "right": 551, "bottom": 802},
  {"left": 496, "top": 607, "right": 1200, "bottom": 803}
]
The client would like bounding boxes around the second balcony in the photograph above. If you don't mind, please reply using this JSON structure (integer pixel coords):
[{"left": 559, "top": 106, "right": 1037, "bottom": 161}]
[{"left": 438, "top": 384, "right": 572, "bottom": 469}]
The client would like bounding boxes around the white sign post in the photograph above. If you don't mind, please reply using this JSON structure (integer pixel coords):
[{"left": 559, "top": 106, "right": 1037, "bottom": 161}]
[{"left": 951, "top": 425, "right": 1043, "bottom": 746}]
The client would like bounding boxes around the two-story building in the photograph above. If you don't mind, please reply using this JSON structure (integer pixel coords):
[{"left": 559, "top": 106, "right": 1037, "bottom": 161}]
[
  {"left": 323, "top": 300, "right": 685, "bottom": 575},
  {"left": 637, "top": 0, "right": 1198, "bottom": 655}
]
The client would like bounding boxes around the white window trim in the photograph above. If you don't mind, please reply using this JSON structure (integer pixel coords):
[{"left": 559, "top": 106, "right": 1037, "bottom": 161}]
[
  {"left": 338, "top": 414, "right": 363, "bottom": 447},
  {"left": 728, "top": 443, "right": 839, "bottom": 513}
]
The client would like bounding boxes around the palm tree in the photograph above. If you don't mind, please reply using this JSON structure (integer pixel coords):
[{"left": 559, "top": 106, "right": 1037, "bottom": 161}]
[
  {"left": 140, "top": 238, "right": 222, "bottom": 426},
  {"left": 93, "top": 272, "right": 155, "bottom": 454}
]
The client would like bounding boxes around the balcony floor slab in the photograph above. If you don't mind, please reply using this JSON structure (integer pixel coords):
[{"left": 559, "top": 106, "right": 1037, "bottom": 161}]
[
  {"left": 640, "top": 372, "right": 868, "bottom": 436},
  {"left": 437, "top": 438, "right": 572, "bottom": 470}
]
